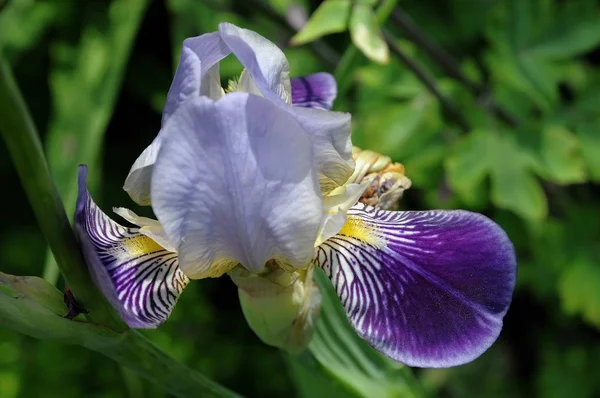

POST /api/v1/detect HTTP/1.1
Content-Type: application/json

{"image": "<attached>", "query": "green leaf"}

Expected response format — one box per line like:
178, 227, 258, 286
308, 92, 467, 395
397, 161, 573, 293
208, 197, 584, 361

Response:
0, 0, 59, 60
446, 131, 547, 220
290, 0, 351, 45
349, 5, 389, 64
576, 125, 600, 182
0, 271, 240, 397
486, 0, 600, 112
559, 259, 600, 328
0, 274, 67, 316
527, 125, 587, 184
489, 134, 547, 221
446, 131, 492, 206
42, 0, 149, 284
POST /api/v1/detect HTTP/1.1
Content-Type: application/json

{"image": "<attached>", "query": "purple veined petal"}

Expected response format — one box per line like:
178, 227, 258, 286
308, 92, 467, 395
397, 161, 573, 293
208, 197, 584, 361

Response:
291, 73, 337, 110
218, 23, 291, 105
75, 165, 189, 328
314, 204, 517, 368
151, 93, 322, 278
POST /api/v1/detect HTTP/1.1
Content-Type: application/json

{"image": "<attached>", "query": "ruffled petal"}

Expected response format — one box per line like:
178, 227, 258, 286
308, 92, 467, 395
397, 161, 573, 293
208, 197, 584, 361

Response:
75, 166, 189, 328
291, 73, 337, 110
124, 33, 230, 205
290, 107, 355, 194
218, 23, 291, 105
163, 32, 230, 124
151, 93, 322, 278
314, 204, 516, 367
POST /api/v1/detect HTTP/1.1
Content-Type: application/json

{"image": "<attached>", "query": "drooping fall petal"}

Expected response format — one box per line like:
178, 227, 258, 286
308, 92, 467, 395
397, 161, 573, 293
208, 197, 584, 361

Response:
314, 204, 516, 367
75, 166, 188, 328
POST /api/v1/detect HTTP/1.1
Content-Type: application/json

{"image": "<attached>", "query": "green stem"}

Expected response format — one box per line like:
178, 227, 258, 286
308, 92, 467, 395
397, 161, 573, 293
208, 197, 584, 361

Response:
0, 274, 241, 398
0, 58, 125, 331
334, 0, 399, 98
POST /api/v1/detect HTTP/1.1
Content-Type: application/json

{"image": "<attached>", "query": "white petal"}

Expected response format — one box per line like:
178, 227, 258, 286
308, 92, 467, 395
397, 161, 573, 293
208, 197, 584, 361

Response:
316, 182, 370, 246
122, 134, 164, 206
113, 207, 177, 253
151, 93, 323, 278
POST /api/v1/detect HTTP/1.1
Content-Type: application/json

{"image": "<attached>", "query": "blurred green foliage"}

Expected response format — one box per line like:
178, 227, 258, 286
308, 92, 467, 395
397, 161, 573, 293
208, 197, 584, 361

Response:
1, 0, 600, 397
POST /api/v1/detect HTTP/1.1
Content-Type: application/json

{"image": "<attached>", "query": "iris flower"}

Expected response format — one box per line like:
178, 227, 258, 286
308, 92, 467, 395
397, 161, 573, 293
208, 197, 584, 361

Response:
75, 23, 516, 368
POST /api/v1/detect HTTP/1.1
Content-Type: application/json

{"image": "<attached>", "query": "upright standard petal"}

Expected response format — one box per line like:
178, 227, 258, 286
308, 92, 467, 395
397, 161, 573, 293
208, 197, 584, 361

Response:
124, 33, 230, 205
163, 32, 230, 124
218, 23, 292, 105
291, 107, 355, 194
314, 204, 516, 367
75, 166, 189, 328
291, 73, 337, 110
151, 93, 322, 278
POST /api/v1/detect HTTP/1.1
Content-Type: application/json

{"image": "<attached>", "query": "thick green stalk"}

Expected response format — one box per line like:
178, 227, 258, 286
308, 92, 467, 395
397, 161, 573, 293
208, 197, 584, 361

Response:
0, 58, 125, 331
0, 273, 241, 398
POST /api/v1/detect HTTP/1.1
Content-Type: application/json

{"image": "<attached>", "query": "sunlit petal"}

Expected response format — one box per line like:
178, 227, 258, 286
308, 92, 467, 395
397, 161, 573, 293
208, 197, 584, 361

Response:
291, 73, 337, 110
151, 93, 322, 277
218, 23, 291, 105
123, 135, 163, 206
314, 204, 516, 367
163, 32, 230, 123
75, 166, 189, 328
124, 33, 230, 205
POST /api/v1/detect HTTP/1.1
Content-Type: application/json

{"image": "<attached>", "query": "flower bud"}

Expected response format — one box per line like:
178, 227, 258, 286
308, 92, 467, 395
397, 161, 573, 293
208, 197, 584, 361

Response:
229, 265, 321, 354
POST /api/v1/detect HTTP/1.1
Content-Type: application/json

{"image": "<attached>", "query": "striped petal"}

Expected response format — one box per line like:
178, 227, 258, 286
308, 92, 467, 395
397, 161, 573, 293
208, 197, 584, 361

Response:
75, 165, 189, 329
314, 204, 516, 367
291, 73, 337, 110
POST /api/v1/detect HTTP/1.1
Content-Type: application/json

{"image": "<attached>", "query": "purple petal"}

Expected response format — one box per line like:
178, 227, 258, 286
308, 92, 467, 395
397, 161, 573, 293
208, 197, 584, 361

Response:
75, 165, 189, 328
291, 73, 337, 110
314, 204, 516, 367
